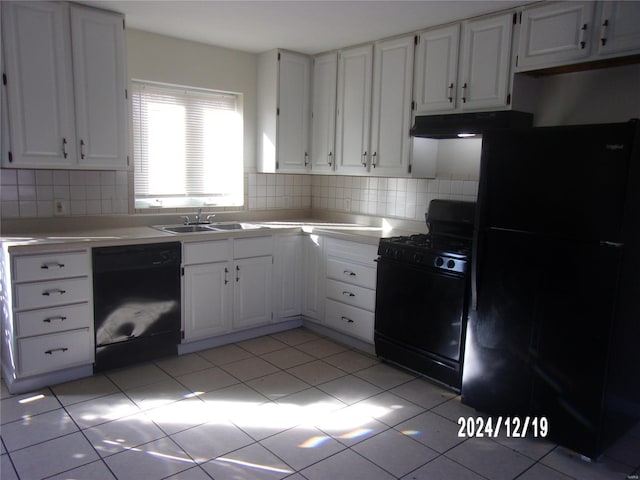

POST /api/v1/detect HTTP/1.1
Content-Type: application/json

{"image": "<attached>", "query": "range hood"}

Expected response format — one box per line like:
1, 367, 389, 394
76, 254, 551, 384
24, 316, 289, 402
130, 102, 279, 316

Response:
410, 111, 533, 139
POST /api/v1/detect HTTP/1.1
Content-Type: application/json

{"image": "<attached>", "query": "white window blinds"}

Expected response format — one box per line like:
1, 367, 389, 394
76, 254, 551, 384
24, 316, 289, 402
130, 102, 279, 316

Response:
131, 81, 243, 208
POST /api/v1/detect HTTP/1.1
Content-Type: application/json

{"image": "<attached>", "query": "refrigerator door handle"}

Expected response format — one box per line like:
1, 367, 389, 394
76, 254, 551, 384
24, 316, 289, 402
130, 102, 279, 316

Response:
471, 230, 480, 311
600, 241, 624, 248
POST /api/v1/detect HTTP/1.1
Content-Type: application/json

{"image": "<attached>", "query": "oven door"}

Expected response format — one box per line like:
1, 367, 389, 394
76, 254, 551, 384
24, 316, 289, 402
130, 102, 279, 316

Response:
374, 257, 467, 365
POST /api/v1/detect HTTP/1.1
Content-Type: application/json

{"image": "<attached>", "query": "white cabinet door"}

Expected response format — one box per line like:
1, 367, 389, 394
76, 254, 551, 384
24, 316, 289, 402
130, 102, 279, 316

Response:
70, 5, 127, 169
517, 2, 594, 71
273, 234, 302, 319
2, 1, 76, 168
233, 255, 273, 330
183, 261, 232, 341
277, 51, 311, 172
459, 13, 514, 111
310, 52, 337, 173
335, 44, 373, 174
596, 1, 640, 57
301, 234, 325, 322
414, 24, 460, 114
370, 35, 414, 177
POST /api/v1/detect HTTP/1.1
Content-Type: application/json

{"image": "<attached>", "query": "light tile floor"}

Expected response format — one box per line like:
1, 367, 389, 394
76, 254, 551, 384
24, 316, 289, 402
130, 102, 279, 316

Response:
2, 328, 639, 480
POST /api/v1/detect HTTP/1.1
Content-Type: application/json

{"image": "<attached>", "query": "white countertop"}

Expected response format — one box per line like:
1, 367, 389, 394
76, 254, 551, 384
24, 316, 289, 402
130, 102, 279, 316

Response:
0, 219, 418, 253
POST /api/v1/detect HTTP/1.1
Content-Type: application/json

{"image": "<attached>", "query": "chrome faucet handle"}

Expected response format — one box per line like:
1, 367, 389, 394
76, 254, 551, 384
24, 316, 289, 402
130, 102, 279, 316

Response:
206, 214, 215, 223
195, 208, 203, 223
181, 216, 190, 225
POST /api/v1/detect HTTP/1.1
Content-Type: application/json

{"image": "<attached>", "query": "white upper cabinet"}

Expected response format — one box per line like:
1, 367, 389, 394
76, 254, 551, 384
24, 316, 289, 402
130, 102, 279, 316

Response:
516, 1, 640, 72
414, 24, 460, 113
1, 2, 127, 169
335, 44, 373, 175
310, 52, 338, 173
516, 2, 595, 71
2, 2, 76, 168
335, 38, 414, 177
414, 12, 514, 115
459, 13, 514, 111
70, 5, 128, 169
369, 35, 414, 176
596, 1, 640, 57
257, 50, 311, 173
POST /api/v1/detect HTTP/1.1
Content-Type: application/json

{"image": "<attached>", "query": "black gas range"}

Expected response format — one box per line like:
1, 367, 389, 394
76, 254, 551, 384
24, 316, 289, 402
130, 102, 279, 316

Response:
374, 200, 476, 391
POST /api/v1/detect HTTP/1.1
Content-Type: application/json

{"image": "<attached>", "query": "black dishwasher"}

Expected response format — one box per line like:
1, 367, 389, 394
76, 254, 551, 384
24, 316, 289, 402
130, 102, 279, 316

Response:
93, 242, 181, 372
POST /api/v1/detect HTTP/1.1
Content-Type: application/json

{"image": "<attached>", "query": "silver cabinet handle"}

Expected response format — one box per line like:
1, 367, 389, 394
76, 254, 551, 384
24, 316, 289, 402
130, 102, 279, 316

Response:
341, 316, 354, 324
62, 138, 68, 159
342, 291, 355, 297
343, 270, 356, 276
43, 316, 67, 323
45, 347, 68, 355
304, 152, 309, 167
361, 151, 368, 167
42, 289, 66, 297
224, 267, 229, 285
236, 265, 240, 282
41, 262, 65, 270
448, 82, 454, 103
461, 83, 468, 103
328, 152, 333, 167
80, 139, 86, 159
579, 23, 588, 49
601, 19, 608, 46
372, 152, 377, 168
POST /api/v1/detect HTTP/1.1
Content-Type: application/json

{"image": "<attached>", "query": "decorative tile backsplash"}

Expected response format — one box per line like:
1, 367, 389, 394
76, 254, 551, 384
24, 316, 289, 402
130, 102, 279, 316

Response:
1, 169, 129, 218
1, 168, 478, 222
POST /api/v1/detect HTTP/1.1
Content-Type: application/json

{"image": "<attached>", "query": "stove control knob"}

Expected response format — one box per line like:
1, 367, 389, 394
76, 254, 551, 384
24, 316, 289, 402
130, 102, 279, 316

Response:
447, 259, 455, 269
435, 257, 444, 267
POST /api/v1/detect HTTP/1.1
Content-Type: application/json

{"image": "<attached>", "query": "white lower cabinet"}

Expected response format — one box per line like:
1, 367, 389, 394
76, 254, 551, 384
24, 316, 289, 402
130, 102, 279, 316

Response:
2, 249, 94, 390
233, 255, 273, 329
183, 260, 232, 340
182, 236, 274, 342
273, 234, 302, 320
323, 238, 378, 343
301, 234, 325, 321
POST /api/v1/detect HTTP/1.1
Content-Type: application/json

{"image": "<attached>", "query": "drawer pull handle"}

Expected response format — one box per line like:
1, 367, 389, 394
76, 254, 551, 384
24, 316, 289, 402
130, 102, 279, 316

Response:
341, 316, 354, 324
342, 291, 355, 297
41, 262, 65, 270
42, 289, 66, 297
43, 316, 67, 323
45, 347, 69, 355
343, 270, 356, 276
224, 267, 229, 285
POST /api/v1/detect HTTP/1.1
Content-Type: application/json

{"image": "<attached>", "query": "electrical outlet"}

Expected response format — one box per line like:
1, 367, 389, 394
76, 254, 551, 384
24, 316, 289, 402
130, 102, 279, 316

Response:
53, 199, 68, 216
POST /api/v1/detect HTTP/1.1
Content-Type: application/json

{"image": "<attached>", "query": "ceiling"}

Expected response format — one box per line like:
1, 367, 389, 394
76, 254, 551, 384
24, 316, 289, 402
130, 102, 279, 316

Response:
85, 1, 528, 55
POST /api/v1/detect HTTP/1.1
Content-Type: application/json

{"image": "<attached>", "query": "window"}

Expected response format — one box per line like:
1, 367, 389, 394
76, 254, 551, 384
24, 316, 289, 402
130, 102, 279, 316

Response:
131, 80, 243, 209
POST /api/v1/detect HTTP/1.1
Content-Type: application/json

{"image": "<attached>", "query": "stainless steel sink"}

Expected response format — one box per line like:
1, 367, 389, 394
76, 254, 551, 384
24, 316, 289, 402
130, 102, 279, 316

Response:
156, 224, 217, 234
154, 222, 263, 234
209, 222, 244, 231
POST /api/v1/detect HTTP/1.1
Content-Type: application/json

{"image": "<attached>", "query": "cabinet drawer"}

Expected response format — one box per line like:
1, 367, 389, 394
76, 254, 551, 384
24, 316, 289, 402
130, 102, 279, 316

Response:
326, 258, 376, 289
325, 238, 378, 265
326, 279, 375, 311
13, 251, 90, 282
18, 329, 93, 377
14, 277, 90, 310
234, 236, 273, 258
325, 299, 374, 343
16, 303, 92, 338
183, 239, 232, 265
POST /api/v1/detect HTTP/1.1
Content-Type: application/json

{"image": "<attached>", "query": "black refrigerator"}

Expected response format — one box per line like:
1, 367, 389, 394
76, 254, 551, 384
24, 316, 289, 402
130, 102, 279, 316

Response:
462, 120, 640, 459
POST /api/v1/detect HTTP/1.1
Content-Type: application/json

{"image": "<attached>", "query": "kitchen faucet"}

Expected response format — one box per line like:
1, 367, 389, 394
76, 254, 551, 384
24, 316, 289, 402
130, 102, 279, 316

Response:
182, 208, 213, 225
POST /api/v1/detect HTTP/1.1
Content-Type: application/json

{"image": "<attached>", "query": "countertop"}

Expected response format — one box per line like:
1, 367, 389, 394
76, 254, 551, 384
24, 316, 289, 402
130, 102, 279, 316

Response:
0, 219, 418, 254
